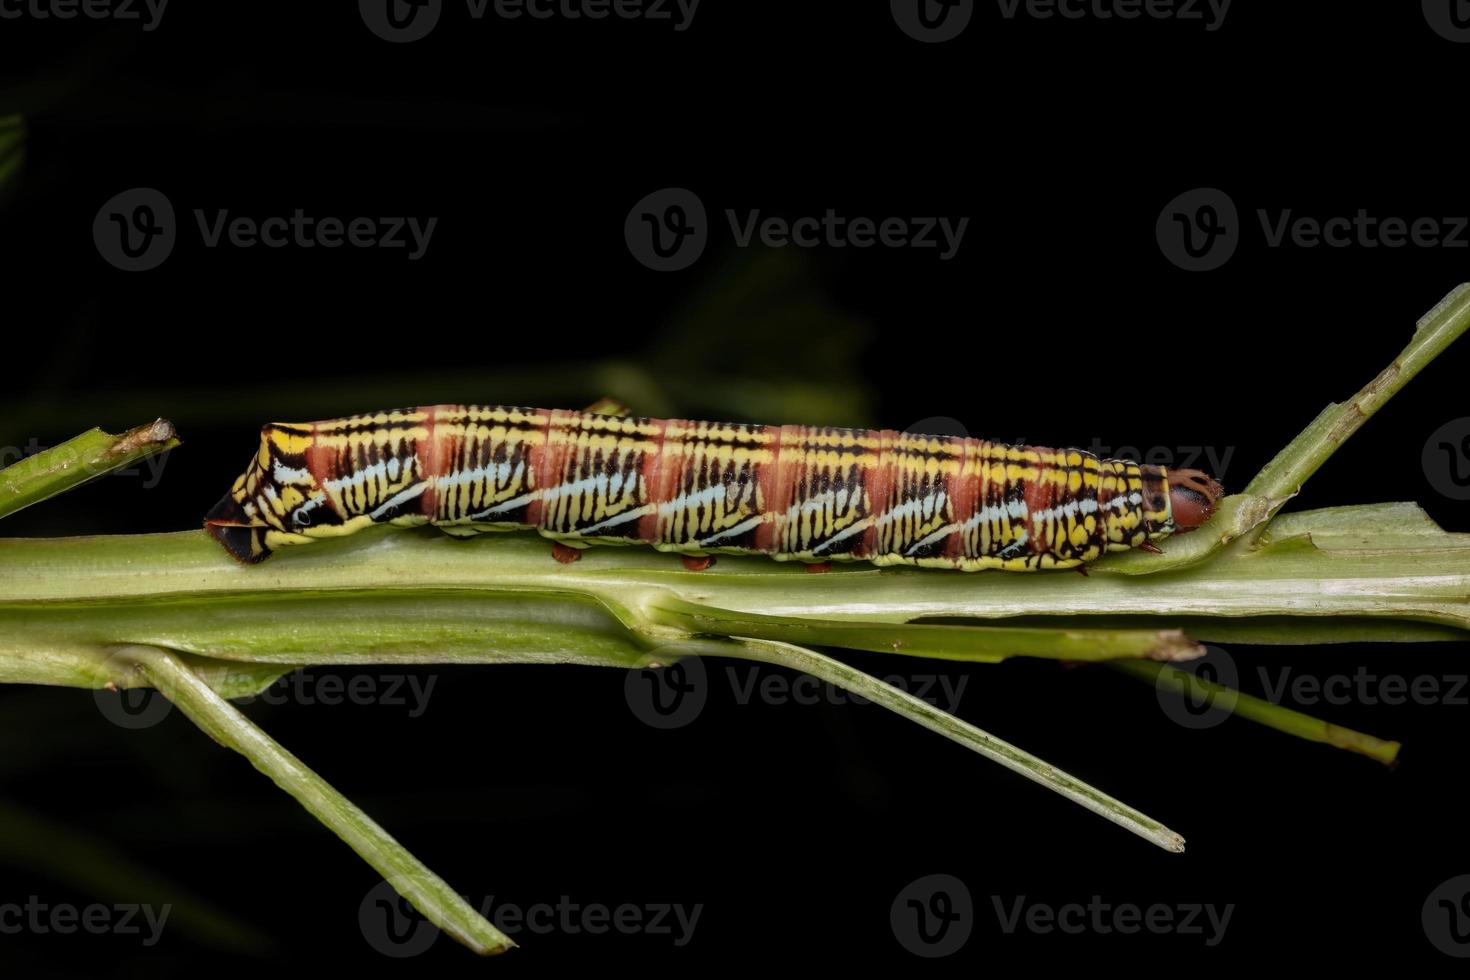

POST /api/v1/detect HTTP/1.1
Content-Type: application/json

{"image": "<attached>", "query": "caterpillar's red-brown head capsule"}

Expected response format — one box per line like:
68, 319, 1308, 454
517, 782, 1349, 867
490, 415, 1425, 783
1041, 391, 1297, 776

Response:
1166, 469, 1224, 531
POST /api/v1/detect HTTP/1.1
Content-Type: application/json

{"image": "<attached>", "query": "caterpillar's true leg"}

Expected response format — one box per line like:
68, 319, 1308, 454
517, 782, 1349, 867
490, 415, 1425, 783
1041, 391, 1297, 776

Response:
1138, 541, 1164, 555
552, 542, 584, 564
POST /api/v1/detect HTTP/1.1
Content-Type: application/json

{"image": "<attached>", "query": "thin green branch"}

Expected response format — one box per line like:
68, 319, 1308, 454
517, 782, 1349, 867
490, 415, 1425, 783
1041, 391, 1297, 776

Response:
2, 285, 1467, 953
4, 499, 1467, 646
1109, 658, 1402, 767
718, 638, 1185, 852
0, 418, 179, 521
1243, 282, 1470, 502
110, 644, 515, 956
1095, 283, 1470, 574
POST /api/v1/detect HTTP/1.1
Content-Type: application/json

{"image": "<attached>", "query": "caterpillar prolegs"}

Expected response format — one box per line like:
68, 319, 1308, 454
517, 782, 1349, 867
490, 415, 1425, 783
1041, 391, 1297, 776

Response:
204, 404, 1224, 570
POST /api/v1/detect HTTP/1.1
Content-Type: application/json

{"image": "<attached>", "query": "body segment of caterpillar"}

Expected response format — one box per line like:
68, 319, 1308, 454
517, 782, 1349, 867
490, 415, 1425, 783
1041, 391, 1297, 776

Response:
204, 404, 1224, 570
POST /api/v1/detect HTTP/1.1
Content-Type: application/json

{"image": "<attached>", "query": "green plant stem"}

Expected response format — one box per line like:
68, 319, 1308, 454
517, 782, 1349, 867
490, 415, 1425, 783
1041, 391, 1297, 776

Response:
0, 418, 179, 520
721, 638, 1186, 852
1244, 282, 1470, 502
1107, 659, 1402, 767
3, 499, 1467, 649
1096, 283, 1470, 574
110, 644, 515, 956
4, 285, 1468, 952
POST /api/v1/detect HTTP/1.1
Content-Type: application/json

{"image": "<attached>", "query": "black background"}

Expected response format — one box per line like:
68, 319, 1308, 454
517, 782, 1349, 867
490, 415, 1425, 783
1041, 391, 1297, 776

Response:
3, 1, 1470, 973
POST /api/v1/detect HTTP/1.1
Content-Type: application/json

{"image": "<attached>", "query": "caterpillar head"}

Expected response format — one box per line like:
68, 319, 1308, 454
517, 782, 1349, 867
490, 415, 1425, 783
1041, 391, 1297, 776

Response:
204, 424, 343, 562
1134, 464, 1223, 540
1163, 468, 1223, 531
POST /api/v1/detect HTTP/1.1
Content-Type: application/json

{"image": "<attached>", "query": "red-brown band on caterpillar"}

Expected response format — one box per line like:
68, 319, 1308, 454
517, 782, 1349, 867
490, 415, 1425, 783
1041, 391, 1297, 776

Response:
204, 405, 1223, 570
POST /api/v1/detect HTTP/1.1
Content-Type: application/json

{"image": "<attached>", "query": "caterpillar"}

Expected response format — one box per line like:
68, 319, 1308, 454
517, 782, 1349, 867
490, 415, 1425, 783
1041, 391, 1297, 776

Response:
204, 404, 1223, 571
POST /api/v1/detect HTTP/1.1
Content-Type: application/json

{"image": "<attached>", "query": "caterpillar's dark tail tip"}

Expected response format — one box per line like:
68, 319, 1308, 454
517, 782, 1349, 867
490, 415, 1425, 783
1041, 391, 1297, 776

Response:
204, 495, 271, 563
1167, 469, 1224, 530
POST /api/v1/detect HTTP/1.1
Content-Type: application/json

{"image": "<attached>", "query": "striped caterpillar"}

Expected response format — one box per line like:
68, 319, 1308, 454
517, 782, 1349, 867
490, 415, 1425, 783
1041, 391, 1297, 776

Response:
204, 404, 1223, 571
